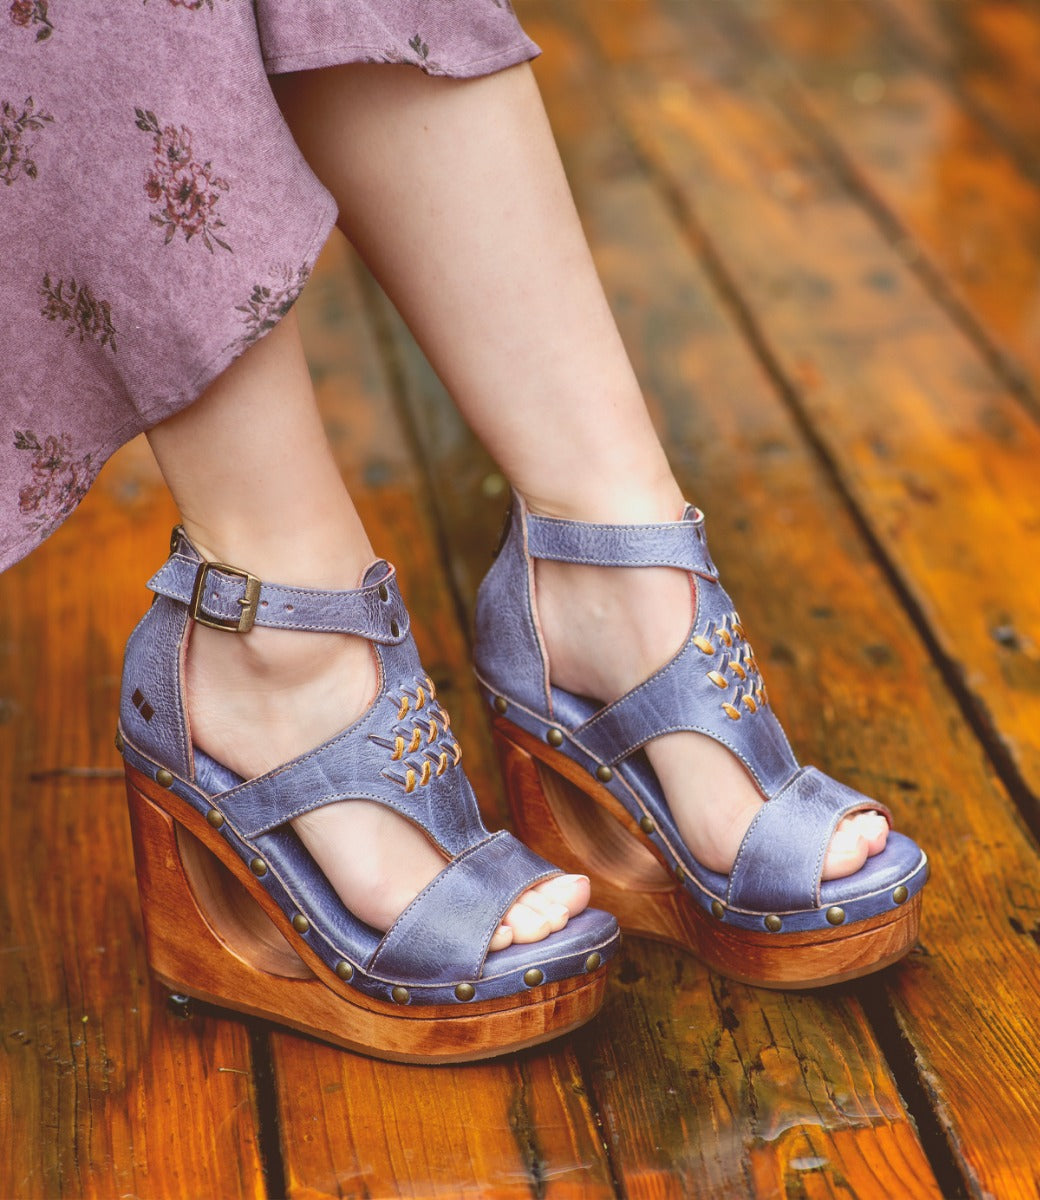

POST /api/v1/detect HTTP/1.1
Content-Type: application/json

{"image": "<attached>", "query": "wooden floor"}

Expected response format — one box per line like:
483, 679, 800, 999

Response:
4, 0, 1040, 1195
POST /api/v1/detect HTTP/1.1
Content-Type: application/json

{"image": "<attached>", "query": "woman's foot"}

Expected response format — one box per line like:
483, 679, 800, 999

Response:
533, 545, 889, 882
186, 614, 589, 954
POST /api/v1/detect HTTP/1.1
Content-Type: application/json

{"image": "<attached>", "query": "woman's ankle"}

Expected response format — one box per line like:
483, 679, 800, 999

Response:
518, 471, 686, 526
186, 623, 378, 779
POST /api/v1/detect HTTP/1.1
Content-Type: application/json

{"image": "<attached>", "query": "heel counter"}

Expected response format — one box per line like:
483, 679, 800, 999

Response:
473, 501, 549, 713
120, 596, 192, 778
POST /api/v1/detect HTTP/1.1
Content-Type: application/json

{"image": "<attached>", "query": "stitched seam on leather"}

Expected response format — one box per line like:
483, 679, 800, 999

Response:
370, 832, 558, 975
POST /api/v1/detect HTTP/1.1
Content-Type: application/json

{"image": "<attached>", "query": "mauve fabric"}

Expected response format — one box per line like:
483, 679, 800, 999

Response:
0, 0, 538, 573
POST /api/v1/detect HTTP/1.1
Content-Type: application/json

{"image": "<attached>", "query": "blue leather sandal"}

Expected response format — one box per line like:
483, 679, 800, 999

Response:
117, 528, 619, 1063
474, 496, 927, 989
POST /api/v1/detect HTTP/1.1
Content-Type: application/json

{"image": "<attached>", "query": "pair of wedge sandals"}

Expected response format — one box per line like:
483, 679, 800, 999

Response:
117, 498, 927, 1064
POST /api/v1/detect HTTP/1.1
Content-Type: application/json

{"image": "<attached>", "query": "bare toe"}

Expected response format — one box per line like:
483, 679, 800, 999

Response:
517, 888, 569, 932
822, 825, 869, 881
488, 923, 514, 953
503, 899, 553, 943
855, 811, 890, 856
532, 873, 590, 919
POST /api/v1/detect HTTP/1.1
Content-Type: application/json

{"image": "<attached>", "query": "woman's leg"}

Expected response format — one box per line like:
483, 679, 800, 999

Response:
272, 62, 887, 877
146, 308, 589, 949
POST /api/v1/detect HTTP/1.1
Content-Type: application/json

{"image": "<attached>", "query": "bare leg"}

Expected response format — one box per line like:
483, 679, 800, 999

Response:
272, 62, 887, 878
147, 309, 589, 949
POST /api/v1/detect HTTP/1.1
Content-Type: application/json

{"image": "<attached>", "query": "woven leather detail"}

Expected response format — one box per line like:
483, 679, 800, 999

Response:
370, 675, 462, 794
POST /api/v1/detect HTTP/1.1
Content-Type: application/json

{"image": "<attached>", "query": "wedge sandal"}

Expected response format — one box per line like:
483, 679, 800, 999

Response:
474, 495, 927, 989
117, 528, 619, 1063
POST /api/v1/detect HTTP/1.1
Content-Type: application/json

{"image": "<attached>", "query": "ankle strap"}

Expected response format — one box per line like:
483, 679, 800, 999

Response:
525, 506, 719, 579
147, 553, 411, 642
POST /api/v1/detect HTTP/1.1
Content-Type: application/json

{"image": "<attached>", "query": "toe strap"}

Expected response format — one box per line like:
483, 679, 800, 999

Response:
368, 832, 559, 984
727, 767, 891, 912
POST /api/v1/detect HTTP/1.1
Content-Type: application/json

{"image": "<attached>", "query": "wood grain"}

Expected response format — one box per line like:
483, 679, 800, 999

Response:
267, 232, 615, 1197
0, 442, 266, 1198
366, 7, 944, 1194
566, 0, 1040, 1193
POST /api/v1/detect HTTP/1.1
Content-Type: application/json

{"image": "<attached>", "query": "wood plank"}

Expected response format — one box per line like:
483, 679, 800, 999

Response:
0, 441, 267, 1198
367, 8, 943, 1195
270, 231, 615, 1199
872, 0, 1040, 171
569, 1, 1040, 1193
727, 0, 1040, 407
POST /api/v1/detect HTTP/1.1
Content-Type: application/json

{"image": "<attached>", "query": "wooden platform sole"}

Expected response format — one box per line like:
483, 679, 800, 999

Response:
493, 720, 921, 989
124, 765, 608, 1064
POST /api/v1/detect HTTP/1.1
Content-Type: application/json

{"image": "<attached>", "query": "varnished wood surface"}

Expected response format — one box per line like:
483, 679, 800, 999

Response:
2, 1, 1039, 1195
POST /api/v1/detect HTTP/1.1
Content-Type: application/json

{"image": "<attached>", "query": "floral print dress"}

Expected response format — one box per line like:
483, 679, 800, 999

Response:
0, 0, 538, 572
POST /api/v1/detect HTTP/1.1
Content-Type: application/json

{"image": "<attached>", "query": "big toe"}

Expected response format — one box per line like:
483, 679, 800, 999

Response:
821, 825, 870, 881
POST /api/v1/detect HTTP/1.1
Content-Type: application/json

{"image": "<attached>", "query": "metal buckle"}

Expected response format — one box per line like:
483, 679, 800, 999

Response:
189, 561, 261, 633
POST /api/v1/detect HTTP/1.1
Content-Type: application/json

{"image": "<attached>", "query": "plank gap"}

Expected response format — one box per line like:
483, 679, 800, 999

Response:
578, 4, 1040, 865
857, 985, 971, 1200
711, 0, 1040, 426
249, 1028, 289, 1200
865, 0, 1040, 191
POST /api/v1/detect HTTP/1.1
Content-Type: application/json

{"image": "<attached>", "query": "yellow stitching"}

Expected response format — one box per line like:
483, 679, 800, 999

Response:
398, 696, 410, 719
405, 768, 417, 793
707, 670, 728, 689
731, 662, 747, 680
415, 686, 426, 709
419, 760, 432, 786
391, 736, 405, 761
742, 695, 758, 712
425, 675, 436, 698
722, 703, 741, 720
451, 742, 462, 765
718, 629, 733, 647
436, 752, 448, 776
693, 635, 714, 655
427, 719, 438, 744
408, 727, 422, 753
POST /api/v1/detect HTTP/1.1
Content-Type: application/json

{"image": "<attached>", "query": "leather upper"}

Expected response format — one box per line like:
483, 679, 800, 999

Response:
474, 493, 928, 930
119, 530, 620, 1004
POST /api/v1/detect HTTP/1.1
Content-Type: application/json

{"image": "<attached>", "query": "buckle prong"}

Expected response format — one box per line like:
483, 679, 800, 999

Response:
189, 562, 261, 633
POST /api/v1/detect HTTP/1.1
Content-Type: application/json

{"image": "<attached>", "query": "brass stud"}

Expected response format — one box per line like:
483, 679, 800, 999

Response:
391, 986, 410, 1005
455, 982, 475, 1002
493, 696, 508, 714
523, 967, 544, 987
893, 885, 909, 906
155, 768, 174, 788
378, 583, 389, 602
335, 960, 354, 981
722, 703, 742, 721
114, 730, 125, 753
595, 765, 613, 783
693, 635, 715, 655
826, 906, 846, 926
585, 952, 602, 973
764, 914, 783, 933
292, 914, 310, 934
249, 857, 268, 877
206, 808, 225, 829
639, 815, 655, 835
390, 619, 401, 638
710, 900, 725, 920
707, 670, 728, 689
546, 728, 564, 748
